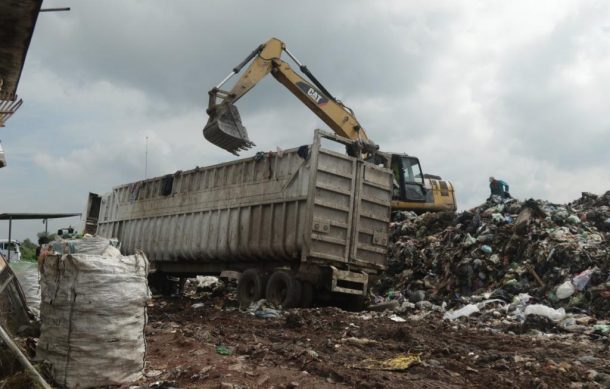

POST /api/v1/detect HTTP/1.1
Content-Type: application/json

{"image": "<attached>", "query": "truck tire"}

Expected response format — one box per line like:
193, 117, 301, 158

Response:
300, 281, 314, 308
147, 272, 172, 296
344, 294, 367, 312
265, 270, 301, 308
238, 268, 266, 309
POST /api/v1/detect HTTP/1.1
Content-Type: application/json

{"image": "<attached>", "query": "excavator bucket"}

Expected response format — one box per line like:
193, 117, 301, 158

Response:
203, 103, 255, 155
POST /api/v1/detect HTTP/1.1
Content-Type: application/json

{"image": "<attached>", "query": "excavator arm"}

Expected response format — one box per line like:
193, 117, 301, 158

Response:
203, 37, 457, 213
204, 37, 378, 156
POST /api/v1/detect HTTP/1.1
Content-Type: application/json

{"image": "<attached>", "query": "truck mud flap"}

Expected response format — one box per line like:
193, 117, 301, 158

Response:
330, 266, 368, 296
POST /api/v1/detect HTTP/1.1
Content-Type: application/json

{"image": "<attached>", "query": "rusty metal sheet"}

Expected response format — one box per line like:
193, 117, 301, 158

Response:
0, 0, 42, 101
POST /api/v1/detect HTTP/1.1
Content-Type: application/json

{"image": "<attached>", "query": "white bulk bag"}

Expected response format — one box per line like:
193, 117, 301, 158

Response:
37, 247, 149, 388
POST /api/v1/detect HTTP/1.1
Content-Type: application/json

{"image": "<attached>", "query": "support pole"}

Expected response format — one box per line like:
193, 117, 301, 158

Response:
0, 323, 52, 389
7, 217, 12, 262
40, 7, 71, 12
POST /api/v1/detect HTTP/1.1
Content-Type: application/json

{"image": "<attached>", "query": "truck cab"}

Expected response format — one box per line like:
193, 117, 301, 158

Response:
0, 143, 6, 168
0, 239, 21, 261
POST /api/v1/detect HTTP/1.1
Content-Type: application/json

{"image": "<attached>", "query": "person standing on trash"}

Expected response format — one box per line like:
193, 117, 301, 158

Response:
489, 176, 511, 199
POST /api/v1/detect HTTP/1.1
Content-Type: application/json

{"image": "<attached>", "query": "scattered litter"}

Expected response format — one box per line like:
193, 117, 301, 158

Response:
368, 301, 399, 312
350, 353, 421, 371
593, 324, 610, 334
480, 245, 493, 254
245, 299, 282, 318
305, 349, 319, 359
556, 281, 575, 300
524, 304, 566, 322
144, 370, 164, 378
443, 304, 479, 320
195, 276, 222, 291
389, 314, 406, 322
148, 381, 179, 389
342, 337, 378, 346
573, 268, 595, 291
215, 345, 233, 356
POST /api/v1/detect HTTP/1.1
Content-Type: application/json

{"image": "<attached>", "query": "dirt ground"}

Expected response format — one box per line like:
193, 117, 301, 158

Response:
139, 295, 610, 389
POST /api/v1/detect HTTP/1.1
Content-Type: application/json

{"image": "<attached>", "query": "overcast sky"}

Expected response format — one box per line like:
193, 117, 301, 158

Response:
2, 0, 610, 242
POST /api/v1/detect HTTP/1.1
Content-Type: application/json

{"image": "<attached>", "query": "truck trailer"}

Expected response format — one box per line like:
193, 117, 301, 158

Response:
85, 130, 392, 308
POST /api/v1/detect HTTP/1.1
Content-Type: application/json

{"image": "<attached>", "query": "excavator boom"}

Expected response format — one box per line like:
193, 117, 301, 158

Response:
204, 38, 377, 156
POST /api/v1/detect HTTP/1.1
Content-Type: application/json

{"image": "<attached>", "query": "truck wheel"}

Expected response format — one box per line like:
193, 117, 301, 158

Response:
147, 272, 172, 296
343, 294, 367, 312
265, 270, 301, 308
238, 268, 266, 309
300, 281, 314, 308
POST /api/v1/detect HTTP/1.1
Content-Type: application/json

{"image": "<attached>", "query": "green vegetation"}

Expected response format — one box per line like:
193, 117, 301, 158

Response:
36, 232, 57, 242
19, 232, 58, 262
19, 239, 37, 261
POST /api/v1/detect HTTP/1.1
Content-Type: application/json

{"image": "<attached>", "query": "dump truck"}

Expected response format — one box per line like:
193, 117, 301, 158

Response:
85, 130, 392, 308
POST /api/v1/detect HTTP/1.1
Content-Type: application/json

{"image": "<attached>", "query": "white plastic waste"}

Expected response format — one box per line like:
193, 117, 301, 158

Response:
556, 280, 575, 299
389, 314, 406, 322
443, 304, 479, 320
195, 275, 221, 290
462, 233, 477, 247
512, 293, 532, 306
491, 213, 504, 223
524, 304, 566, 322
510, 294, 533, 320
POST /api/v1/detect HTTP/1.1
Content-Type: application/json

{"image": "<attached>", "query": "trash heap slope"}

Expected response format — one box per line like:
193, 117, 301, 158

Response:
375, 192, 610, 318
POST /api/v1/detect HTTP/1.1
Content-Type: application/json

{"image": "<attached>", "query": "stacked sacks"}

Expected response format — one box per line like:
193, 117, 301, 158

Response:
376, 192, 610, 318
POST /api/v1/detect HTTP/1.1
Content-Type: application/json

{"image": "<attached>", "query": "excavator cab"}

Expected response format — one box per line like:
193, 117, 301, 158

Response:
391, 154, 456, 213
391, 155, 428, 203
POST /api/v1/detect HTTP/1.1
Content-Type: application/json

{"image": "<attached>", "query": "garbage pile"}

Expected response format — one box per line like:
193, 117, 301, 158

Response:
374, 191, 610, 319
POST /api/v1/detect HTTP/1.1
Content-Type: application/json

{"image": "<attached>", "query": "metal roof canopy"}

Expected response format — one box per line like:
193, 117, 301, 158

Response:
1, 212, 81, 262
0, 0, 42, 101
0, 213, 80, 220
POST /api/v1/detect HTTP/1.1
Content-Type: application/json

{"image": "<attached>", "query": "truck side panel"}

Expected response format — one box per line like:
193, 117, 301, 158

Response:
307, 148, 358, 266
97, 149, 310, 264
93, 133, 392, 276
350, 162, 392, 270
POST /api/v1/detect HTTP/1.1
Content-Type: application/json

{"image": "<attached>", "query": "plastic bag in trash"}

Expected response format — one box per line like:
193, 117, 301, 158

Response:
443, 304, 479, 320
572, 268, 595, 291
462, 234, 476, 247
556, 280, 575, 300
524, 304, 566, 322
389, 314, 406, 322
480, 245, 493, 254
245, 299, 282, 318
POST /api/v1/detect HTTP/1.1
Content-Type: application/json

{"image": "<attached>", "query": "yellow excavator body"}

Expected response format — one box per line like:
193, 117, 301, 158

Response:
204, 37, 457, 214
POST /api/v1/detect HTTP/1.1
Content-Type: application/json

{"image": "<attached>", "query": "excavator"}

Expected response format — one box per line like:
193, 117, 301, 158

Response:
203, 38, 456, 213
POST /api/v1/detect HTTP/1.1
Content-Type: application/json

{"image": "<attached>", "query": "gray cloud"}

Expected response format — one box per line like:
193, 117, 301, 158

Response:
493, 3, 610, 168
2, 0, 610, 241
